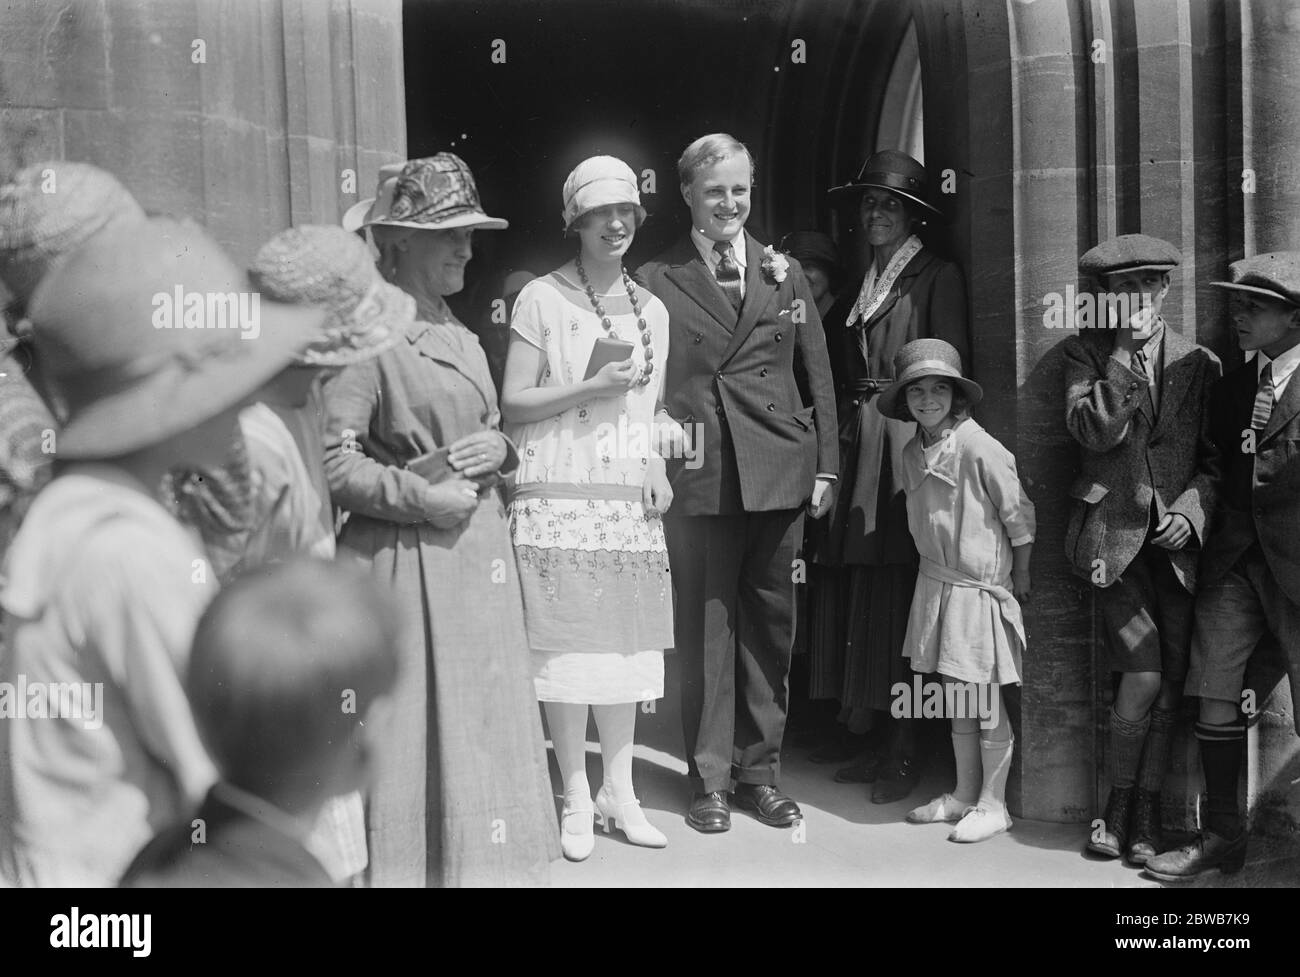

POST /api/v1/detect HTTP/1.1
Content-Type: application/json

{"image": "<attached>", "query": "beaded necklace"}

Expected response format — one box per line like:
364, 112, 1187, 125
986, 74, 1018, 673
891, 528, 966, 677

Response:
575, 252, 654, 387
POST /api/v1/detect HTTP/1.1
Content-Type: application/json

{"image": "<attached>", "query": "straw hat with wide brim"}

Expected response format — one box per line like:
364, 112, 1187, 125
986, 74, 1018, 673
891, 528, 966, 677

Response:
342, 154, 508, 233
875, 338, 983, 422
0, 160, 146, 306
828, 150, 943, 217
250, 224, 411, 367
29, 217, 327, 460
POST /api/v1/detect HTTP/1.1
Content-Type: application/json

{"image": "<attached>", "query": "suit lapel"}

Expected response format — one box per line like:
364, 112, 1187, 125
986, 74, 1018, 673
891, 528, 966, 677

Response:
719, 232, 777, 366
1260, 357, 1300, 445
1150, 329, 1193, 438
663, 237, 737, 333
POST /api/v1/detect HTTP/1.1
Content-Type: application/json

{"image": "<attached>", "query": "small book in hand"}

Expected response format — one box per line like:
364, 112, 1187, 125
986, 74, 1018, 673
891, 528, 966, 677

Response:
406, 446, 453, 484
583, 336, 636, 381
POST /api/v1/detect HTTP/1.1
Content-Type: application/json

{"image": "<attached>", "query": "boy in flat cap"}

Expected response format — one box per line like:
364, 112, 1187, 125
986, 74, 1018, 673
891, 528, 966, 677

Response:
1063, 233, 1221, 865
1146, 252, 1300, 881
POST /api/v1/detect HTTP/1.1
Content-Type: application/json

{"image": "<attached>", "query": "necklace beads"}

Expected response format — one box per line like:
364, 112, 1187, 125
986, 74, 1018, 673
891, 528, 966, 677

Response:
575, 253, 654, 387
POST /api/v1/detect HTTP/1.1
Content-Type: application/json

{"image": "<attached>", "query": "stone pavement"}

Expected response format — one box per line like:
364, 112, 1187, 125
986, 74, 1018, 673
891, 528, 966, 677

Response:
544, 656, 1298, 888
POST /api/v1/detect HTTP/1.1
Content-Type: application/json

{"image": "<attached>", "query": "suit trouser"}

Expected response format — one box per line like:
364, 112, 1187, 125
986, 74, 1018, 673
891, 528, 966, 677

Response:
665, 508, 803, 793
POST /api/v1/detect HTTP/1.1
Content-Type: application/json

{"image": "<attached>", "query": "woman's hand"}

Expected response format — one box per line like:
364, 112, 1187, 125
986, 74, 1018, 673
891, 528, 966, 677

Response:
448, 430, 508, 479
586, 358, 639, 399
423, 478, 480, 529
1012, 566, 1032, 603
643, 457, 674, 517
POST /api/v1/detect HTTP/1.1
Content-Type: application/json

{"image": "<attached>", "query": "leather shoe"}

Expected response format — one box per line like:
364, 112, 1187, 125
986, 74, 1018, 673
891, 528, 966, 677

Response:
686, 791, 731, 833
871, 756, 920, 804
834, 753, 883, 784
1143, 831, 1247, 883
731, 783, 802, 827
1126, 789, 1162, 865
1086, 785, 1133, 859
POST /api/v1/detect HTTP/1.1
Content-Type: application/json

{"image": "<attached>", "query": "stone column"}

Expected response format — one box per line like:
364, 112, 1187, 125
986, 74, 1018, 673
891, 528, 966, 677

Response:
0, 0, 406, 265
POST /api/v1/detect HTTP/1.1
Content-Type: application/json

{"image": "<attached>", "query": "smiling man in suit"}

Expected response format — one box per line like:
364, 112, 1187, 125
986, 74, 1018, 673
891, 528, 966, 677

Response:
636, 133, 839, 832
1145, 253, 1300, 882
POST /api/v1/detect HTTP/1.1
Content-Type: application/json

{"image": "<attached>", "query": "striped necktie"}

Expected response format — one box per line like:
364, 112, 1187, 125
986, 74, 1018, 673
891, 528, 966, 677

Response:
713, 240, 743, 311
1252, 362, 1275, 430
1131, 346, 1158, 418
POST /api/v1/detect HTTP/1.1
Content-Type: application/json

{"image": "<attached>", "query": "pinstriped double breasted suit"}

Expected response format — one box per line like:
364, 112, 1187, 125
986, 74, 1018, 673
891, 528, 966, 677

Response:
637, 230, 838, 793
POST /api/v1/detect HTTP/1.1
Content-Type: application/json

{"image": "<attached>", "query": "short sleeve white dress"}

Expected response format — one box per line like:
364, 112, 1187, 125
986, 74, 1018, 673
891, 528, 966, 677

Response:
506, 270, 673, 704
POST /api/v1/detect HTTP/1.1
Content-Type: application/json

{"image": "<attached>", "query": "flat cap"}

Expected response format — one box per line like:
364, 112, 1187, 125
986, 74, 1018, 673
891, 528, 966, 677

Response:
1079, 234, 1181, 278
1209, 252, 1300, 308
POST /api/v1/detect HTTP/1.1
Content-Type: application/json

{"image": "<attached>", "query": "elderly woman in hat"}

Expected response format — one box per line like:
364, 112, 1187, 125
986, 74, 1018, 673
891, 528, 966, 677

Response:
500, 156, 674, 862
0, 217, 325, 887
0, 162, 144, 563
806, 151, 971, 802
324, 154, 557, 887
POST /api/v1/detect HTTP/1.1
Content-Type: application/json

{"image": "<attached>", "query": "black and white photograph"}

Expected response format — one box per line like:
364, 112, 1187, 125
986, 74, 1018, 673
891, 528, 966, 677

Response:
0, 0, 1295, 934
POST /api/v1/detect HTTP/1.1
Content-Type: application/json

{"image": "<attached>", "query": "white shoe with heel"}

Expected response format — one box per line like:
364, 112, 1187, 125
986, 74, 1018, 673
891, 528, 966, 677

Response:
595, 786, 667, 849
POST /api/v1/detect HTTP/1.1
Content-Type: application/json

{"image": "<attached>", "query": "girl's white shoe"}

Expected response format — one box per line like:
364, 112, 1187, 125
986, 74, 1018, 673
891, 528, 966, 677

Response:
595, 786, 667, 849
906, 793, 976, 824
948, 804, 1012, 843
559, 801, 595, 861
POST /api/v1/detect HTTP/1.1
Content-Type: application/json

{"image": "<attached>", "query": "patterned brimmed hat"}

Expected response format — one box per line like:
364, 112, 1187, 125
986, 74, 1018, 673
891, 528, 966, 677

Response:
875, 338, 983, 422
1209, 252, 1300, 308
828, 150, 942, 216
1079, 234, 1181, 278
29, 217, 326, 460
561, 156, 645, 230
341, 154, 507, 233
250, 225, 410, 367
0, 161, 146, 305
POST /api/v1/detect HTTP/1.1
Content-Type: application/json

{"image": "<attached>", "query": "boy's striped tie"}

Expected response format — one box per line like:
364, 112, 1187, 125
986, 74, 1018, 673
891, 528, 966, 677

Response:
1251, 362, 1274, 430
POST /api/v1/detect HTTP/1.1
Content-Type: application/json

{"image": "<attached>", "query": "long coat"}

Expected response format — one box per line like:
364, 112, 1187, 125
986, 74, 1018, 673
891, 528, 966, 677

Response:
815, 247, 969, 566
1063, 326, 1221, 591
320, 314, 556, 887
636, 232, 839, 514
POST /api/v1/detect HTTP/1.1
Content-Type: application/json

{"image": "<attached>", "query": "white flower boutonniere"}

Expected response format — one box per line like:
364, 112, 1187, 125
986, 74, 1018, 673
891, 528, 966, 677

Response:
761, 245, 789, 284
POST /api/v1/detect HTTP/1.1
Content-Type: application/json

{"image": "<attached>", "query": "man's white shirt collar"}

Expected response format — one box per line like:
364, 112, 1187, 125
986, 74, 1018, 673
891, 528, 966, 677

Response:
691, 227, 748, 271
1257, 341, 1300, 397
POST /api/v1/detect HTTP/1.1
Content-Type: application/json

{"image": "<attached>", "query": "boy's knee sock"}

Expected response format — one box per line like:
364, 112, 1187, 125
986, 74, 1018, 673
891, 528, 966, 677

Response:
977, 735, 1013, 810
1136, 706, 1177, 793
1195, 719, 1245, 838
1110, 707, 1149, 789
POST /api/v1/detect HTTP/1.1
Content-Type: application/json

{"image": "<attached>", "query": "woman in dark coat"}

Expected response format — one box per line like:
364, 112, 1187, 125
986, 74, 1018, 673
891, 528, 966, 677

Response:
806, 151, 971, 803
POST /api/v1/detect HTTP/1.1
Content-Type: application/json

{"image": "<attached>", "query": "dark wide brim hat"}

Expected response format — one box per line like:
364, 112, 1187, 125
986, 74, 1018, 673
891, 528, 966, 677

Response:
30, 217, 327, 460
875, 337, 983, 422
1209, 251, 1300, 308
342, 154, 508, 233
828, 149, 942, 216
